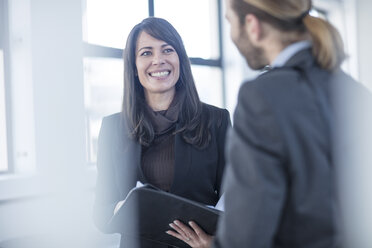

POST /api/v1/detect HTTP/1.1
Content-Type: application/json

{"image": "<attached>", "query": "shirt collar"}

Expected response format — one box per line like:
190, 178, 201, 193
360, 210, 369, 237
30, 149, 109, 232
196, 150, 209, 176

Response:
271, 40, 312, 68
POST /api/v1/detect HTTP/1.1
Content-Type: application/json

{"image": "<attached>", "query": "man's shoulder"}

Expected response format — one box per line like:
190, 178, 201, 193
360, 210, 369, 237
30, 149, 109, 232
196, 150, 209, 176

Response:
242, 68, 299, 90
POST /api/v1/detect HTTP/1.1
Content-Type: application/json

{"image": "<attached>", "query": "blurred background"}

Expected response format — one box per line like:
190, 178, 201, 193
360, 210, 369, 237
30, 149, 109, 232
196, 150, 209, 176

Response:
0, 0, 371, 247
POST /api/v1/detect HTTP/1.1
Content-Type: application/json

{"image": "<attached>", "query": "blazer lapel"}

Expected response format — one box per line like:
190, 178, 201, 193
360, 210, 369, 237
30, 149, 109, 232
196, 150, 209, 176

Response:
113, 126, 142, 197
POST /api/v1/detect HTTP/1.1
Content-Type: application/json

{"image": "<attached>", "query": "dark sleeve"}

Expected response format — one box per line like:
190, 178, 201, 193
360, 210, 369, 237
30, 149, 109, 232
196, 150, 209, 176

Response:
93, 117, 120, 233
215, 109, 231, 196
213, 82, 287, 247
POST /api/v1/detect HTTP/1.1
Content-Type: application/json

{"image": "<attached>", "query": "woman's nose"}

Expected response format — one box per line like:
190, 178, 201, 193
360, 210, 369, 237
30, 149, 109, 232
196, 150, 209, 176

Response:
152, 53, 165, 65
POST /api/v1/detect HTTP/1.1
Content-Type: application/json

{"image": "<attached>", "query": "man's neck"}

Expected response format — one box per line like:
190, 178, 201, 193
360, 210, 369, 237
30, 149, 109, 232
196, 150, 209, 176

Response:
270, 40, 312, 68
265, 43, 284, 65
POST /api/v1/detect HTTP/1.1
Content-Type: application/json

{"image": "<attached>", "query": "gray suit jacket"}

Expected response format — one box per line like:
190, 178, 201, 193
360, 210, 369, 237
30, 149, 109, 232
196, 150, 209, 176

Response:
213, 49, 369, 247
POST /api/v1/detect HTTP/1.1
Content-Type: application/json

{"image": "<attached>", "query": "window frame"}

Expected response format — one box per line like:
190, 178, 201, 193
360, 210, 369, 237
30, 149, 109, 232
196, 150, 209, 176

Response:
0, 0, 14, 174
83, 0, 226, 104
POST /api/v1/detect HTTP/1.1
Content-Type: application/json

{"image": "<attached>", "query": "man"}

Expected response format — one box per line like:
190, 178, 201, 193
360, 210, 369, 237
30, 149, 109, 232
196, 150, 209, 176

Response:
212, 0, 372, 247
167, 0, 372, 247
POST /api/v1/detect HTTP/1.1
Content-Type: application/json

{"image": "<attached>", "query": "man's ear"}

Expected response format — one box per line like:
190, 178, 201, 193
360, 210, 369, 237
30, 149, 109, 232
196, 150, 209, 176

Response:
244, 14, 263, 44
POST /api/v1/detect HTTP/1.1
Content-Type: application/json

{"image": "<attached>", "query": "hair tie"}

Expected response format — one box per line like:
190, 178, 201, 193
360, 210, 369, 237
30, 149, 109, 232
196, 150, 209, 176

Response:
299, 9, 310, 20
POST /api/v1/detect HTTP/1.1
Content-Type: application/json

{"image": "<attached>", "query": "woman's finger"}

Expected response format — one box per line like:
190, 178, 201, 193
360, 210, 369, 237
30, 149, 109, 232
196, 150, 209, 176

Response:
189, 221, 206, 237
166, 230, 190, 243
174, 220, 196, 240
169, 223, 189, 240
189, 221, 214, 247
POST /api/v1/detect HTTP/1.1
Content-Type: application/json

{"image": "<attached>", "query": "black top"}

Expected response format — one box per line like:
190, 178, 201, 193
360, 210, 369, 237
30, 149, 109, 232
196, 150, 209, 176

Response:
141, 96, 180, 192
141, 125, 176, 192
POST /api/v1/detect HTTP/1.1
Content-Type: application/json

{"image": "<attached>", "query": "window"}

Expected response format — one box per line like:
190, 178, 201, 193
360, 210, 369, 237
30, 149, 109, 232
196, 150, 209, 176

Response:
154, 0, 220, 59
191, 65, 223, 107
83, 57, 123, 163
83, 0, 225, 163
83, 0, 148, 49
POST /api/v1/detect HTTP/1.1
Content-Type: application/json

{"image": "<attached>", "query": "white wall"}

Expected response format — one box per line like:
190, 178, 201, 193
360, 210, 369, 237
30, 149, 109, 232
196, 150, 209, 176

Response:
7, 0, 36, 173
0, 0, 119, 246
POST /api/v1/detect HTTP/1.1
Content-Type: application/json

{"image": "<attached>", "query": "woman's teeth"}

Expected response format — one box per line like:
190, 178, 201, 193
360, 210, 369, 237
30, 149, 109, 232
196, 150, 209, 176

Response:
150, 71, 170, 77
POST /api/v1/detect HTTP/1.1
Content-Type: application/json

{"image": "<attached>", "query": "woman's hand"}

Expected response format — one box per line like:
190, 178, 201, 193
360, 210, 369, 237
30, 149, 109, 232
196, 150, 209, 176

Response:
166, 220, 213, 248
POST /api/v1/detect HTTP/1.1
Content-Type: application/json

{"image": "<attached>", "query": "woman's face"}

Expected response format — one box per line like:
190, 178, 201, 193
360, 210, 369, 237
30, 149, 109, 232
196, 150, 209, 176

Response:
135, 31, 180, 98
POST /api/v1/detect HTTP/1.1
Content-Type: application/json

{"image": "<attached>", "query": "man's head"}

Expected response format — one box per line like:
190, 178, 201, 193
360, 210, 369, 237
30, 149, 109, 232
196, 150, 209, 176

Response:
224, 0, 346, 71
225, 0, 268, 70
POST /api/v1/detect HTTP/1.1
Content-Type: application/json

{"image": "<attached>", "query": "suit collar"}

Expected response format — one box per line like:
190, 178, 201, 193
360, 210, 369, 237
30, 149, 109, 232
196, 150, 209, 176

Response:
284, 47, 315, 69
271, 40, 312, 68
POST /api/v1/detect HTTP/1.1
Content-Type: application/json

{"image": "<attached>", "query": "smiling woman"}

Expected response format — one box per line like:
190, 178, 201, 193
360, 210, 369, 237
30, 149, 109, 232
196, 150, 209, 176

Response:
135, 31, 180, 110
93, 17, 231, 248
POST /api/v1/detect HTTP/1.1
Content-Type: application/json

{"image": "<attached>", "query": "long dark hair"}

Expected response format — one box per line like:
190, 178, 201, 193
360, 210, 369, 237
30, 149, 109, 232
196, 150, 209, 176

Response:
122, 17, 210, 148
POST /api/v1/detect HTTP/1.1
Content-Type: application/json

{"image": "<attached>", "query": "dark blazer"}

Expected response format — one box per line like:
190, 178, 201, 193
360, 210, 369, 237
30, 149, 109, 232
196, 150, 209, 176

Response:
213, 49, 368, 248
93, 103, 230, 247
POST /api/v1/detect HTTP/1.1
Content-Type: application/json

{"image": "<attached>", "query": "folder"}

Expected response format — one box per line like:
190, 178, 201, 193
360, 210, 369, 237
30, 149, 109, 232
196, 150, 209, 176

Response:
108, 184, 222, 248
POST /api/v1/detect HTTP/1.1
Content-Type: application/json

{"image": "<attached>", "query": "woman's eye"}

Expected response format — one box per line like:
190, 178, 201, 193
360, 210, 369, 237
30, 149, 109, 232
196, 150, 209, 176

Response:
141, 51, 151, 56
164, 48, 174, 53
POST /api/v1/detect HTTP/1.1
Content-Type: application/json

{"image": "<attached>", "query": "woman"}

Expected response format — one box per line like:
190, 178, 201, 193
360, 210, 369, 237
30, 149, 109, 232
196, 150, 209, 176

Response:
93, 17, 230, 248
